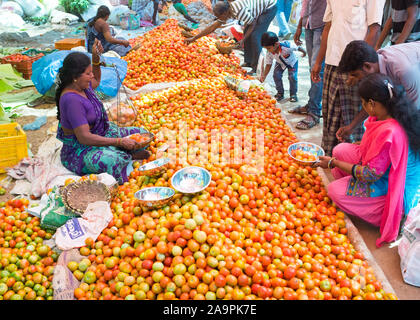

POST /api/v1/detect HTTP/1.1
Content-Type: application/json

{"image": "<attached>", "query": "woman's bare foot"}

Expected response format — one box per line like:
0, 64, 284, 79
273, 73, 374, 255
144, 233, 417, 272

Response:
132, 149, 151, 160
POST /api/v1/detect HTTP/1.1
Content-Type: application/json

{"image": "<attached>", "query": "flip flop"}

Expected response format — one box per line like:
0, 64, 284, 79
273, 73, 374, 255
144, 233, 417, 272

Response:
288, 105, 308, 115
295, 114, 320, 130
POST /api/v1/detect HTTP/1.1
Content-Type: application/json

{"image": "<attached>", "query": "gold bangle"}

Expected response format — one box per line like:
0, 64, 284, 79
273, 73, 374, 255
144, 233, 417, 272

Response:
92, 60, 101, 66
328, 157, 336, 169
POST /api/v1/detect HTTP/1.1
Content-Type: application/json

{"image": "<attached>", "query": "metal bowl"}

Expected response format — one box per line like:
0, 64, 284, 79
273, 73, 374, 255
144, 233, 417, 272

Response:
134, 187, 175, 209
288, 142, 325, 165
126, 132, 155, 149
137, 157, 170, 177
170, 166, 212, 194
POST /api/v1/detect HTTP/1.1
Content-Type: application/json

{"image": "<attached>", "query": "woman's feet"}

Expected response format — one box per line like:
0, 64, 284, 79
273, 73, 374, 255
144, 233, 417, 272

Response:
132, 149, 151, 160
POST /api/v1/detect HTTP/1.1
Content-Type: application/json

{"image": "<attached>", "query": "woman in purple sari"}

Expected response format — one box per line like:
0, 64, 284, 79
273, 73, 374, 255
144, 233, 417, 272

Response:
55, 39, 150, 184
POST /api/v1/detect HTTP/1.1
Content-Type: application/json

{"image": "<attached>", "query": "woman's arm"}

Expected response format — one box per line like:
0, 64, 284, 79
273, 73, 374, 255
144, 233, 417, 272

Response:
98, 20, 130, 47
91, 38, 102, 89
73, 124, 140, 150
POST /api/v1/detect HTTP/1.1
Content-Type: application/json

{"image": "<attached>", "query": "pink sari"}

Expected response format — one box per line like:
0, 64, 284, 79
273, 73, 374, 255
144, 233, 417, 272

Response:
358, 117, 409, 247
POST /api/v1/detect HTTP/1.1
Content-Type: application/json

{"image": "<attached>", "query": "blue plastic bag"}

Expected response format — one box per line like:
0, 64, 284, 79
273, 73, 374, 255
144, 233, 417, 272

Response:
31, 50, 128, 98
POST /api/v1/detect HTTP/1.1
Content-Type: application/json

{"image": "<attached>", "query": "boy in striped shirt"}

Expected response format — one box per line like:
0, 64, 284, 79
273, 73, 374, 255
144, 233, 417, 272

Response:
259, 31, 307, 102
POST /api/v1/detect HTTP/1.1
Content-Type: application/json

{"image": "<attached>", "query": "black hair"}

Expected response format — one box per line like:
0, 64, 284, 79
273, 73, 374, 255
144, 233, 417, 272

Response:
338, 40, 379, 73
213, 1, 230, 18
358, 73, 420, 155
261, 31, 278, 47
88, 5, 111, 27
55, 52, 92, 121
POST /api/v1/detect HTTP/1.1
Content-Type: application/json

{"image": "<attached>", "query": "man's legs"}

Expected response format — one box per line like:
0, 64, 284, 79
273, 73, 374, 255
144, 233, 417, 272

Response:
246, 2, 278, 72
306, 27, 324, 118
276, 0, 293, 37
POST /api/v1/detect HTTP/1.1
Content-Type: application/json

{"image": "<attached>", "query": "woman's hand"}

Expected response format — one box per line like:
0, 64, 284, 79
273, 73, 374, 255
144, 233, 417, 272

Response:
119, 137, 141, 150
313, 156, 332, 169
92, 38, 104, 61
121, 40, 130, 47
184, 37, 196, 45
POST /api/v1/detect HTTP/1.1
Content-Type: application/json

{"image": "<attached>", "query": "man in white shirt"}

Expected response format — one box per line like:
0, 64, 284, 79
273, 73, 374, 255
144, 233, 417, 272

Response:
311, 0, 386, 156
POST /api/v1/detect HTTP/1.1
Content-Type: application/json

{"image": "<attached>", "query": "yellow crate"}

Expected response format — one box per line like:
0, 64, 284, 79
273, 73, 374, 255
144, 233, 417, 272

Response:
0, 123, 28, 173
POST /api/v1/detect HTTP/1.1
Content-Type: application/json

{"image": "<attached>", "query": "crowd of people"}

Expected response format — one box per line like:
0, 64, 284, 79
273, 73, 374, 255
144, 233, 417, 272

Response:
57, 0, 419, 246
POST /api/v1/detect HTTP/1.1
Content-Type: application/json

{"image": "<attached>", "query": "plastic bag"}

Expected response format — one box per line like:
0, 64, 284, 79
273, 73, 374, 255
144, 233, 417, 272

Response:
0, 1, 24, 17
108, 5, 131, 25
40, 186, 80, 230
119, 12, 141, 30
0, 11, 25, 28
55, 201, 113, 251
398, 204, 420, 287
31, 50, 127, 97
14, 0, 46, 17
50, 9, 79, 24
53, 248, 83, 300
289, 0, 302, 26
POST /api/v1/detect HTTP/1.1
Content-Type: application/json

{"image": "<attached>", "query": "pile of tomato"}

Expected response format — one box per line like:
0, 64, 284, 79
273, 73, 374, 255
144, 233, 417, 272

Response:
123, 19, 246, 90
65, 74, 397, 300
0, 199, 56, 300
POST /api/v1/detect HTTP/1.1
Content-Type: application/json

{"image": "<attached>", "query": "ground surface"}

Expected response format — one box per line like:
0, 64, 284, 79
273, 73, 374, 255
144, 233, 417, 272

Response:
0, 18, 419, 299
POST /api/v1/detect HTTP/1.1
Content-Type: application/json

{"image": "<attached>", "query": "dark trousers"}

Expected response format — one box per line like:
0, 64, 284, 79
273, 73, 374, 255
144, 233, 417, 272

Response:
243, 2, 279, 71
273, 61, 298, 97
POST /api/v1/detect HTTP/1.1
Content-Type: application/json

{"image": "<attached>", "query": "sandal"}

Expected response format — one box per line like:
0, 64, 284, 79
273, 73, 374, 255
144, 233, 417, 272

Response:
290, 95, 298, 102
288, 104, 308, 115
295, 114, 320, 130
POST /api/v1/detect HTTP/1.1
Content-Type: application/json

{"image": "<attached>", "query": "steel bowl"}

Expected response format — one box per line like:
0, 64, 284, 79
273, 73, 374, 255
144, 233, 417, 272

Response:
137, 157, 170, 177
134, 187, 175, 209
170, 166, 212, 194
288, 142, 325, 165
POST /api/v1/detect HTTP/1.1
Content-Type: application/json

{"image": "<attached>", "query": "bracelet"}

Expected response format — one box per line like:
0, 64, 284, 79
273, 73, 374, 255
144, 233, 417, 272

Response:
92, 60, 101, 66
327, 157, 336, 169
117, 138, 121, 147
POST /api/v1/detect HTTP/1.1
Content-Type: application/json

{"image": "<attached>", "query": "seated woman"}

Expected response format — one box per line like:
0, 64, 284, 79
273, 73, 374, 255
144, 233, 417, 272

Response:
315, 73, 420, 247
86, 5, 137, 57
55, 40, 151, 185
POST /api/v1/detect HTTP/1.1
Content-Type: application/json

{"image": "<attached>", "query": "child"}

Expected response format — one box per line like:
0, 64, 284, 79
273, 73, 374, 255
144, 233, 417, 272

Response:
260, 31, 306, 102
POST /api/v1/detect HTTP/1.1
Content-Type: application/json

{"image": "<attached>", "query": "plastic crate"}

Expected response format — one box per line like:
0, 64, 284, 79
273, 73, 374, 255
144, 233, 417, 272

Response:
55, 38, 85, 50
0, 53, 44, 80
0, 123, 28, 173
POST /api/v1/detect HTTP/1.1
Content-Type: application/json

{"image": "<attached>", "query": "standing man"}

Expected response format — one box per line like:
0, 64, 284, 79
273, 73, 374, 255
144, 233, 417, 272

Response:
276, 0, 294, 39
375, 0, 420, 49
311, 0, 385, 156
290, 0, 327, 130
185, 0, 279, 75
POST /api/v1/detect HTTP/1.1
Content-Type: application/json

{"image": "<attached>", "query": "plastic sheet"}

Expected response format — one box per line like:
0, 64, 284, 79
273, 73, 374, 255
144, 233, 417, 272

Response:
31, 50, 128, 97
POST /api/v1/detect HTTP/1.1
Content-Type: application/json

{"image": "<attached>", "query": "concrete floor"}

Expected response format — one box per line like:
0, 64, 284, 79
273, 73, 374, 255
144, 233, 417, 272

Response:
260, 37, 420, 300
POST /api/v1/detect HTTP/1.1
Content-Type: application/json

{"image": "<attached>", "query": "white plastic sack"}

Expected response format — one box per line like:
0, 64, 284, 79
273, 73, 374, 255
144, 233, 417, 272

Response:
1, 1, 24, 17
81, 5, 100, 22
289, 0, 302, 26
108, 5, 130, 25
89, 0, 113, 7
50, 9, 79, 24
42, 0, 59, 15
0, 11, 25, 28
398, 204, 420, 287
55, 201, 113, 251
14, 0, 45, 17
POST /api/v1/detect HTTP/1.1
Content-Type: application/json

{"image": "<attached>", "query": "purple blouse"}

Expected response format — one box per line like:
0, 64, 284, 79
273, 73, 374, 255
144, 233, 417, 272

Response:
59, 90, 98, 130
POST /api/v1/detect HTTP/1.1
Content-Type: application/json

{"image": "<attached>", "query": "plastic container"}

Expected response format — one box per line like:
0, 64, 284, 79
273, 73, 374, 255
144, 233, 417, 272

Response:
0, 123, 28, 173
0, 53, 44, 80
55, 38, 85, 50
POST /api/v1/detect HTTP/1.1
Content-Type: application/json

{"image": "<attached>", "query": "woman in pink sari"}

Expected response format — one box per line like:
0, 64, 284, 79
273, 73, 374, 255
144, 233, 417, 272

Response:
315, 73, 420, 247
